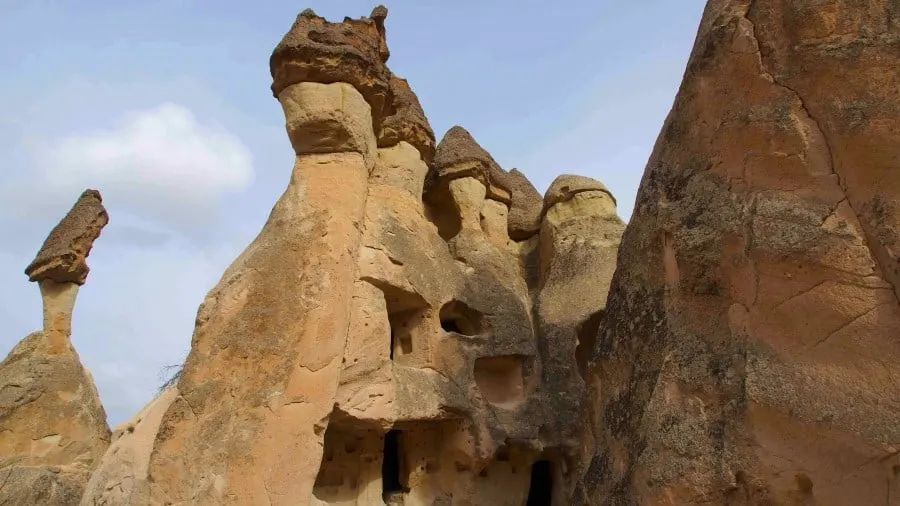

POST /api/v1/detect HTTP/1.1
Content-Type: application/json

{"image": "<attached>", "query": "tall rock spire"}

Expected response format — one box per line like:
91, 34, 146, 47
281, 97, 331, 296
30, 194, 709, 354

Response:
0, 189, 111, 505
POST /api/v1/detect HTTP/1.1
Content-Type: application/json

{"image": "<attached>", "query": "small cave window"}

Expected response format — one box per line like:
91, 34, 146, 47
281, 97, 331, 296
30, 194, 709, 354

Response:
575, 311, 604, 380
388, 311, 415, 360
526, 460, 554, 506
439, 300, 483, 336
379, 284, 428, 361
382, 430, 406, 501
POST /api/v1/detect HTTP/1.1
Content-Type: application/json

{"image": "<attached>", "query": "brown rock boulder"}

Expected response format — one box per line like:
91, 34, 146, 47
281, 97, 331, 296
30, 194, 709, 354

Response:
378, 75, 436, 164
427, 125, 513, 204
505, 169, 543, 241
578, 1, 900, 504
24, 189, 109, 286
270, 6, 394, 128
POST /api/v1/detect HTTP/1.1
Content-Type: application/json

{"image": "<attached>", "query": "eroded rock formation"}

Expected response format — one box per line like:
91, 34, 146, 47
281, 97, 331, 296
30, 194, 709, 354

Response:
578, 1, 900, 504
9, 2, 895, 505
0, 190, 111, 505
78, 6, 626, 506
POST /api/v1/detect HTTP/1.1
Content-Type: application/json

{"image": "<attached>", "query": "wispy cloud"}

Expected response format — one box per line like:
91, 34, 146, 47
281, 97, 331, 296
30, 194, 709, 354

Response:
21, 103, 255, 230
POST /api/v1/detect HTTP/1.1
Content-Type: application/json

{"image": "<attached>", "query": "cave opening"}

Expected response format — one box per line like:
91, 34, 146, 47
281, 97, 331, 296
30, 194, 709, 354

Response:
526, 460, 553, 506
379, 284, 427, 361
439, 300, 483, 336
382, 430, 405, 501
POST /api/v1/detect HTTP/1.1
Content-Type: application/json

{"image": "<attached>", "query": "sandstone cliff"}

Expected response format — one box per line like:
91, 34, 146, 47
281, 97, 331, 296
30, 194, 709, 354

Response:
577, 0, 900, 504
0, 190, 111, 505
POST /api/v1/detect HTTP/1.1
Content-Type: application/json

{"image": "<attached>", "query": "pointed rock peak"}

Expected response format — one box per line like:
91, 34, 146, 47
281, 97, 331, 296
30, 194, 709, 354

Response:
544, 174, 616, 211
378, 75, 436, 162
25, 189, 109, 286
428, 126, 513, 203
270, 6, 393, 123
434, 126, 499, 172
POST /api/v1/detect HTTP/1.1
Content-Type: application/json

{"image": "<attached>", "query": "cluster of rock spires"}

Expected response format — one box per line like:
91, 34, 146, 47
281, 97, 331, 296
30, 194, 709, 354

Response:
1, 1, 898, 504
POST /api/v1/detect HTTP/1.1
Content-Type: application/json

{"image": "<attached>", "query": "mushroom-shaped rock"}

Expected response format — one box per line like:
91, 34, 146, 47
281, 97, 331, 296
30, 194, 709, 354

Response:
24, 189, 108, 286
378, 75, 436, 163
270, 6, 394, 127
428, 125, 512, 203
0, 190, 111, 506
505, 169, 543, 240
543, 174, 616, 214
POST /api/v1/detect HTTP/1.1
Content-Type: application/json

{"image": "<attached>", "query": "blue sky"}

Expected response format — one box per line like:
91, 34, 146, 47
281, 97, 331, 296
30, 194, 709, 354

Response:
0, 0, 705, 426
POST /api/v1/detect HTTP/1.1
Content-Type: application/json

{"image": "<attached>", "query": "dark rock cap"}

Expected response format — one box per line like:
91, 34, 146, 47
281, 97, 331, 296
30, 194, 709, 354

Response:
427, 126, 513, 202
378, 75, 436, 163
432, 126, 499, 173
25, 189, 109, 285
505, 169, 543, 240
270, 6, 394, 127
543, 174, 616, 214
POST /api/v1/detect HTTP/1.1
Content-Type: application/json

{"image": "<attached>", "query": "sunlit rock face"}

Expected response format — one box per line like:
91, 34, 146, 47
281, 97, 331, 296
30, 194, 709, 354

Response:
0, 189, 111, 506
576, 0, 900, 504
112, 6, 626, 506
61, 0, 900, 504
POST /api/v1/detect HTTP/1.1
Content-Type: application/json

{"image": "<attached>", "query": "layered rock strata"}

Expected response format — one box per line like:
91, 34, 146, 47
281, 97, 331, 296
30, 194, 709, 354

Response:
577, 0, 900, 504
0, 190, 111, 505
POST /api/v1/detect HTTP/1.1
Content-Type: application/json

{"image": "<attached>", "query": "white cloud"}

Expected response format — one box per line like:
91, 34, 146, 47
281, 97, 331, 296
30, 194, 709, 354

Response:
0, 100, 263, 426
30, 103, 255, 229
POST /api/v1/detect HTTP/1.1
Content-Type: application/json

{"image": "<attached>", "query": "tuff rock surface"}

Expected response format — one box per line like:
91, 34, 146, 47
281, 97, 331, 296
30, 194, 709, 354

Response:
83, 7, 624, 506
577, 0, 900, 504
25, 189, 109, 286
0, 190, 110, 506
7, 1, 898, 505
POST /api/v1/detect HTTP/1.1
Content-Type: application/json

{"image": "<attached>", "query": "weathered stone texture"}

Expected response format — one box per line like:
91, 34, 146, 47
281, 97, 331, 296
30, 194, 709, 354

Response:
542, 174, 615, 214
11, 2, 899, 505
78, 8, 626, 505
270, 6, 393, 127
25, 189, 108, 286
506, 169, 543, 241
577, 1, 900, 504
81, 386, 178, 505
378, 75, 436, 163
278, 81, 378, 166
146, 150, 372, 504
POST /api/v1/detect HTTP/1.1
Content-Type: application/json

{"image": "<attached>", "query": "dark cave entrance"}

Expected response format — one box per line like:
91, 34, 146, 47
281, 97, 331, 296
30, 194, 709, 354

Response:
439, 300, 483, 336
382, 430, 405, 500
526, 460, 553, 506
